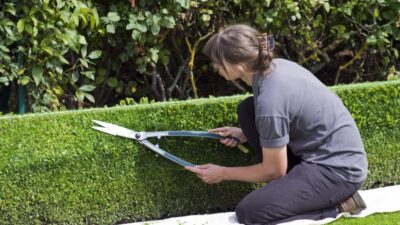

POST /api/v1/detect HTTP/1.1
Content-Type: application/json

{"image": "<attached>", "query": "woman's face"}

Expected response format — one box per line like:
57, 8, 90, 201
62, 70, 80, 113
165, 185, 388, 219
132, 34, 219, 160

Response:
213, 62, 253, 85
213, 62, 243, 81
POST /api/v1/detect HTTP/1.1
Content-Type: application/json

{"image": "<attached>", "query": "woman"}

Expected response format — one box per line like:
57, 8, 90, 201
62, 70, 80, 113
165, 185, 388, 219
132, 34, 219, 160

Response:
185, 24, 367, 225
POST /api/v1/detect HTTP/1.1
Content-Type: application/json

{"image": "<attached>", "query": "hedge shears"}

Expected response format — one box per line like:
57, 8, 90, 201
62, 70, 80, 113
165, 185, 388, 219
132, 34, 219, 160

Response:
92, 120, 247, 167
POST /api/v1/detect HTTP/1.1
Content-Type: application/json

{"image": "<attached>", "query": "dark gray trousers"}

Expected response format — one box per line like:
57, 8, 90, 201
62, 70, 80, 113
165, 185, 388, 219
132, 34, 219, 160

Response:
236, 97, 363, 225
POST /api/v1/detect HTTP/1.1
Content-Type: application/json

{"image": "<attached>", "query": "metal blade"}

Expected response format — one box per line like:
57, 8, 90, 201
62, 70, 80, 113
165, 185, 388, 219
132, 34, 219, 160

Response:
92, 120, 138, 139
92, 126, 119, 136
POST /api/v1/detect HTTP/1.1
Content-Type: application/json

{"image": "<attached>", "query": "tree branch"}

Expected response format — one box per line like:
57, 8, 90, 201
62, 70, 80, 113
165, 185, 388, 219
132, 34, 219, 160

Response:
335, 43, 367, 84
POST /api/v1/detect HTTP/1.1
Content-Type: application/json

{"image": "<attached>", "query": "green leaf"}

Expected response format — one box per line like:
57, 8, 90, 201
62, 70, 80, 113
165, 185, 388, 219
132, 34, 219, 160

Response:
71, 71, 79, 84
58, 55, 70, 65
161, 8, 169, 14
76, 89, 84, 102
151, 25, 160, 34
152, 14, 161, 25
162, 16, 175, 28
32, 27, 38, 37
106, 24, 115, 33
71, 13, 79, 27
64, 29, 79, 51
83, 71, 95, 80
84, 93, 95, 103
53, 85, 63, 95
31, 17, 39, 27
131, 30, 141, 40
24, 24, 33, 34
367, 35, 377, 45
323, 3, 330, 12
90, 14, 96, 29
17, 68, 26, 75
373, 8, 379, 18
29, 6, 39, 16
79, 14, 88, 27
107, 12, 121, 22
201, 14, 210, 22
19, 76, 30, 85
42, 46, 54, 55
17, 19, 25, 33
92, 8, 100, 26
160, 50, 170, 65
134, 23, 147, 33
176, 0, 190, 9
79, 35, 87, 45
394, 49, 399, 59
343, 7, 352, 16
80, 59, 89, 68
126, 23, 135, 30
32, 65, 43, 86
88, 50, 102, 59
137, 63, 146, 73
107, 77, 118, 88
79, 85, 96, 92
0, 77, 9, 83
81, 46, 87, 58
149, 48, 159, 63
4, 3, 16, 16
56, 0, 66, 9
0, 45, 10, 52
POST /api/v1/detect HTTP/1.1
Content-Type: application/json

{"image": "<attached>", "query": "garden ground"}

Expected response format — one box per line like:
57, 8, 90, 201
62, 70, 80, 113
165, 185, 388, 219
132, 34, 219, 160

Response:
128, 185, 400, 225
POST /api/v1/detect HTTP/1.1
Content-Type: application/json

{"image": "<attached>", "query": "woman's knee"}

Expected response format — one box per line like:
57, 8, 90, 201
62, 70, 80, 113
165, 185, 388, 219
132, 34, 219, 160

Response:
235, 196, 273, 224
235, 198, 252, 224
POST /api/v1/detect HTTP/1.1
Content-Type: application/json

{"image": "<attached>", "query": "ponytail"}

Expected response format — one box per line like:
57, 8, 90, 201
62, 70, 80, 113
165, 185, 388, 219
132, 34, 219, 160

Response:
257, 34, 275, 74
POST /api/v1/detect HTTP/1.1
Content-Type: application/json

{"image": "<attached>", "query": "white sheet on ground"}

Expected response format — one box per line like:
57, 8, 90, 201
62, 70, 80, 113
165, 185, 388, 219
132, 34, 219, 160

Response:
125, 185, 400, 225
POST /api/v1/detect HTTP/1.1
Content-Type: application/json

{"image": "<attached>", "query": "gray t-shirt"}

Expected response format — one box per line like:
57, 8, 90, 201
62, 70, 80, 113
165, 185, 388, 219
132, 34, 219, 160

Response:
253, 58, 368, 183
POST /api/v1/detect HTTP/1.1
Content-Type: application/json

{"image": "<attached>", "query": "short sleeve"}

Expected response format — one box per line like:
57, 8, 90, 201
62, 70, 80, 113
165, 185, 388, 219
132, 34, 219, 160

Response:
256, 116, 290, 148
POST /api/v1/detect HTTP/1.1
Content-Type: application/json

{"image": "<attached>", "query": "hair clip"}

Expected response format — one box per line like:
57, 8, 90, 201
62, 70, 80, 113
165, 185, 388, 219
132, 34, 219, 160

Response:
258, 33, 268, 51
267, 36, 275, 51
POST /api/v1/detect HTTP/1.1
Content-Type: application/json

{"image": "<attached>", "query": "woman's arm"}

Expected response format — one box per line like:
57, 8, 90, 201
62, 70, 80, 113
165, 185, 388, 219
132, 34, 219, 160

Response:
186, 145, 288, 183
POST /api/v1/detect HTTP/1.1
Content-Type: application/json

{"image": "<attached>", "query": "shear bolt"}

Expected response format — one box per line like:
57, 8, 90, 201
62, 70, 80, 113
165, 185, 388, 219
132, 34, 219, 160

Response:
135, 133, 141, 139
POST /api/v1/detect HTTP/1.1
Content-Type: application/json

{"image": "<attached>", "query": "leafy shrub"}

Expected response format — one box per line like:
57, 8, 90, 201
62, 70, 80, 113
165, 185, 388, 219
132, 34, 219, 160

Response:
0, 80, 399, 224
1, 0, 400, 112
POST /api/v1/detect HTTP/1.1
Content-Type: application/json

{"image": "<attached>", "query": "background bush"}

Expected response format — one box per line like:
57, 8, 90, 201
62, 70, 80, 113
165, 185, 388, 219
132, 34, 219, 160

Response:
0, 80, 399, 224
0, 0, 400, 113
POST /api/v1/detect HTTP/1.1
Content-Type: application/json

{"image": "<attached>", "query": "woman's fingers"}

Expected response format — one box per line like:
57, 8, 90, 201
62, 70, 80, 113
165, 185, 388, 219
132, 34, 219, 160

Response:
208, 127, 228, 132
208, 127, 231, 135
227, 138, 239, 147
185, 166, 200, 174
220, 137, 238, 147
209, 127, 237, 137
197, 164, 212, 169
209, 127, 242, 147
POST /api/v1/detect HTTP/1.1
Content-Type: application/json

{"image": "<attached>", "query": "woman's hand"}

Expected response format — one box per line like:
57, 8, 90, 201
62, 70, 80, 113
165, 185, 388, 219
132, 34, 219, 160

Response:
209, 127, 247, 147
185, 164, 226, 184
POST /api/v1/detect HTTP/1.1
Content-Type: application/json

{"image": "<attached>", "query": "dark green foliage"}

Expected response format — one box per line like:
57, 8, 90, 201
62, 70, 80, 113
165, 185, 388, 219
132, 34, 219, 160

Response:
0, 80, 399, 224
1, 1, 400, 112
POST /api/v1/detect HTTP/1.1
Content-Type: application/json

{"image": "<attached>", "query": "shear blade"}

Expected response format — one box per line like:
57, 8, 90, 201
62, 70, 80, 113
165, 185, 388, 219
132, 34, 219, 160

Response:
92, 126, 118, 136
92, 120, 137, 139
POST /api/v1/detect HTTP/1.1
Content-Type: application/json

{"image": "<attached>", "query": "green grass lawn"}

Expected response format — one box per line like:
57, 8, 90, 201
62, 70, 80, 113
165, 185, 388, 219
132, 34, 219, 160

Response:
331, 212, 400, 225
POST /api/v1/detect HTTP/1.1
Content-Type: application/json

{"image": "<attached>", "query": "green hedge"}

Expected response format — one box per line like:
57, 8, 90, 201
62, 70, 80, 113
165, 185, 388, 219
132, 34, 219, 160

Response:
332, 81, 400, 188
0, 80, 399, 224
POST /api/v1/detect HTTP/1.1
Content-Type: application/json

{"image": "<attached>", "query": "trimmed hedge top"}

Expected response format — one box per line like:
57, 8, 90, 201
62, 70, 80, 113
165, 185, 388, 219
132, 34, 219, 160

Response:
0, 80, 399, 224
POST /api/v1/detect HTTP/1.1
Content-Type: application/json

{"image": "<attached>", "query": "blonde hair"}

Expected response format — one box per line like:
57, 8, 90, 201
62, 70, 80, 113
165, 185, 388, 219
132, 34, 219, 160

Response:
203, 24, 274, 75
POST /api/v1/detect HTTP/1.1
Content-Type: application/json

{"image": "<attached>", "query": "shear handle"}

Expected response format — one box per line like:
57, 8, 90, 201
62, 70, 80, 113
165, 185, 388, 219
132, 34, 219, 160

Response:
140, 139, 195, 167
141, 131, 240, 143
